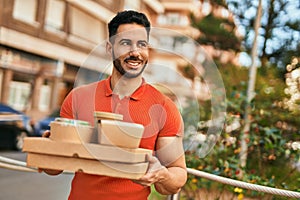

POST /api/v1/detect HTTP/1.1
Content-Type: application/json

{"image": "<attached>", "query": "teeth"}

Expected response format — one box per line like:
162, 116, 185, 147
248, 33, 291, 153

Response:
128, 62, 139, 66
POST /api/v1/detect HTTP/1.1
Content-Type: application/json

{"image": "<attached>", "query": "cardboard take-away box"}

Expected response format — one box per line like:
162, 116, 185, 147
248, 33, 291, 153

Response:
98, 120, 144, 149
94, 112, 144, 149
23, 138, 151, 179
49, 118, 96, 143
49, 115, 145, 149
23, 114, 151, 179
23, 137, 151, 163
26, 152, 149, 179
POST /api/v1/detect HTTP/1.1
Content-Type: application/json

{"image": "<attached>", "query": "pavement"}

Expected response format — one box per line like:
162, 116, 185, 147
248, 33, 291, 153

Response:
0, 150, 73, 200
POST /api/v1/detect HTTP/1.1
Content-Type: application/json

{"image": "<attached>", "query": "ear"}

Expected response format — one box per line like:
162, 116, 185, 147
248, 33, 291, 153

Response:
106, 41, 112, 55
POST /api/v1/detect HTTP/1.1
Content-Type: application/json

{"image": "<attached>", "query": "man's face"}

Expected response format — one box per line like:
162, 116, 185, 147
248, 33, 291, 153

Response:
109, 23, 149, 78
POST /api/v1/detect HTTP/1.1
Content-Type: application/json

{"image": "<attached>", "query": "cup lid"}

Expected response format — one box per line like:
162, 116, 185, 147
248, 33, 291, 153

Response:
94, 111, 123, 121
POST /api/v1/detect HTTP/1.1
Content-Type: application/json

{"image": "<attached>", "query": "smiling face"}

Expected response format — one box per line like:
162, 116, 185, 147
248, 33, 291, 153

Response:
108, 23, 149, 78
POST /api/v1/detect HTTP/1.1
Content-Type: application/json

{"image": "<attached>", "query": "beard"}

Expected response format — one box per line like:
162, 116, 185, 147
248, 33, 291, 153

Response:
112, 50, 147, 79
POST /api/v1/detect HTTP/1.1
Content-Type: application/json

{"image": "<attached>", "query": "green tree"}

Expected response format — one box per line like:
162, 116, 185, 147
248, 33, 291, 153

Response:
191, 0, 242, 53
181, 0, 300, 198
226, 0, 300, 68
191, 13, 241, 52
183, 60, 300, 199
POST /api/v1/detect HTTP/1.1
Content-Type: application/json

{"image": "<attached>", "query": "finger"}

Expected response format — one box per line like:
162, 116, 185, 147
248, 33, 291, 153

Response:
132, 179, 151, 186
146, 153, 158, 163
146, 155, 163, 173
42, 130, 51, 138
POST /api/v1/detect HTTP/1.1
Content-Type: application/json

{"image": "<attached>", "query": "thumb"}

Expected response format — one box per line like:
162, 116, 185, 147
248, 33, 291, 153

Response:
146, 154, 163, 172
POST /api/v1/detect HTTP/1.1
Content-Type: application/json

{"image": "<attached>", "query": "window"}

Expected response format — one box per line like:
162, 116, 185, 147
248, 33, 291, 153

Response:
0, 70, 3, 100
158, 36, 174, 50
13, 0, 38, 25
39, 85, 51, 111
70, 7, 105, 44
146, 61, 178, 84
45, 0, 66, 32
124, 0, 140, 10
157, 13, 189, 26
8, 81, 31, 111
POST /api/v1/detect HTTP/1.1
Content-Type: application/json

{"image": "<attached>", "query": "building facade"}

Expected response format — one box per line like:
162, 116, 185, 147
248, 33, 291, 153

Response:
0, 0, 220, 121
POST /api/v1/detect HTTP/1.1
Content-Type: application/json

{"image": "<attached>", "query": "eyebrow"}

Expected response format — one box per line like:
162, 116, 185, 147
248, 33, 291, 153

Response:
118, 39, 131, 43
118, 38, 148, 44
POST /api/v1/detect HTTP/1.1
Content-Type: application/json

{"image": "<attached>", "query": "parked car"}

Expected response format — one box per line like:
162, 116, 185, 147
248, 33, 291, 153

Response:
0, 103, 33, 150
34, 108, 60, 136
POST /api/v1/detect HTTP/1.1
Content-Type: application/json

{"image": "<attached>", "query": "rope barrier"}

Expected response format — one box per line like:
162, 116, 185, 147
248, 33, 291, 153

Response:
0, 155, 29, 167
187, 168, 300, 198
0, 161, 37, 172
0, 155, 72, 174
1, 155, 299, 198
0, 155, 37, 172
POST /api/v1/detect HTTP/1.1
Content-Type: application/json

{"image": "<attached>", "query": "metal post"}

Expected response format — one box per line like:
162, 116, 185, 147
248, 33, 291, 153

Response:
167, 192, 180, 200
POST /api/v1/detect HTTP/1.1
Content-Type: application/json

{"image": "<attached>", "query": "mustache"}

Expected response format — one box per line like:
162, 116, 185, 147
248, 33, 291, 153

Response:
124, 56, 142, 62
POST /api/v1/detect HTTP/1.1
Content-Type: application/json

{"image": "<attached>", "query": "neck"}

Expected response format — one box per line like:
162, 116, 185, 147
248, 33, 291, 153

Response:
110, 71, 142, 99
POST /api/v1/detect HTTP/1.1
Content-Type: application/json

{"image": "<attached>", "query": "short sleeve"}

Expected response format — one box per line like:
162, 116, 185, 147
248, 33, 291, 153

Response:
60, 90, 74, 119
158, 98, 184, 137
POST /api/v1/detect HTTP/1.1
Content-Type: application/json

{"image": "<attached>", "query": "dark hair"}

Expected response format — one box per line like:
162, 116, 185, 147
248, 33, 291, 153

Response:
108, 10, 151, 42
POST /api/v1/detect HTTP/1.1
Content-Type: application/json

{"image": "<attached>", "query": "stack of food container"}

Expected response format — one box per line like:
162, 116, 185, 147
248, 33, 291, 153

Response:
22, 112, 151, 179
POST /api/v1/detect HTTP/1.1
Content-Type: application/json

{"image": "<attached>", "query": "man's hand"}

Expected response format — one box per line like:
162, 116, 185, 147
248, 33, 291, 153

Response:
133, 154, 168, 186
38, 130, 63, 176
133, 136, 187, 195
42, 130, 51, 138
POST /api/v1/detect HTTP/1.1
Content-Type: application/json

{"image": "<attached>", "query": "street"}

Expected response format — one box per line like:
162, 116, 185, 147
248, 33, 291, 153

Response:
0, 150, 73, 200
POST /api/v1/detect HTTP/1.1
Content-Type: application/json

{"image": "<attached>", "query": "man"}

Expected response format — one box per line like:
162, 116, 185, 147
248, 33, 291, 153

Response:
42, 10, 187, 199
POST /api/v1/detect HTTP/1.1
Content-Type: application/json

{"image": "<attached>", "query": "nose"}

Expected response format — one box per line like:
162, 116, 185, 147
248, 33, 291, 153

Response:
130, 43, 139, 51
129, 44, 140, 55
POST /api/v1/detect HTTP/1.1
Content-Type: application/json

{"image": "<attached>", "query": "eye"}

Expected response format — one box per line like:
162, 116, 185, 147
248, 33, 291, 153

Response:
120, 40, 131, 46
137, 41, 149, 49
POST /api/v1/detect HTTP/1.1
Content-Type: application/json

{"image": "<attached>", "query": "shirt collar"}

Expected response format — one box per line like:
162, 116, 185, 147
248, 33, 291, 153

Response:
104, 76, 146, 100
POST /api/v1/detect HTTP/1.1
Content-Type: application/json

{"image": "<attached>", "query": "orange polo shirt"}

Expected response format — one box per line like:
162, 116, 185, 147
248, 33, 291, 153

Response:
60, 76, 183, 200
